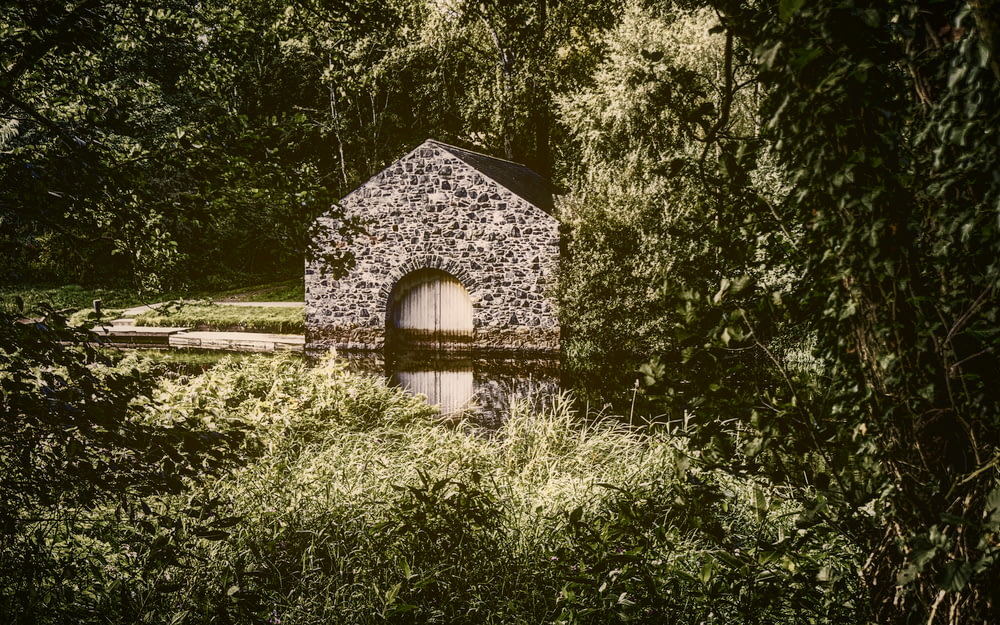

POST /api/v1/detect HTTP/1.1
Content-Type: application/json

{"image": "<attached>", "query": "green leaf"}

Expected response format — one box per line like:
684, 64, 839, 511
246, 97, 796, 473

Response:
986, 487, 1000, 521
779, 0, 806, 22
384, 582, 402, 605
167, 610, 189, 625
941, 561, 972, 592
753, 484, 769, 522
700, 560, 714, 583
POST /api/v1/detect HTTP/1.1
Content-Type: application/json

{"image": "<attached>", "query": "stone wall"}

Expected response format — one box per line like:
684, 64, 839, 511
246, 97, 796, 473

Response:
306, 140, 560, 354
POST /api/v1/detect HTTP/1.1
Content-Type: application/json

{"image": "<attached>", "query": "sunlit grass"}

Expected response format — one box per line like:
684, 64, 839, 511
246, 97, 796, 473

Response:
211, 277, 304, 302
1, 278, 303, 319
133, 301, 304, 334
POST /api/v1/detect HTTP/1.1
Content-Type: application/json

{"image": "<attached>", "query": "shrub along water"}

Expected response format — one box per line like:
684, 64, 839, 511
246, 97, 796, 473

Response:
133, 353, 861, 624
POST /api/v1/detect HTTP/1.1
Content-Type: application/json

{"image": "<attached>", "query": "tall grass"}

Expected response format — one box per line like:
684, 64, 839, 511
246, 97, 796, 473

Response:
133, 354, 860, 625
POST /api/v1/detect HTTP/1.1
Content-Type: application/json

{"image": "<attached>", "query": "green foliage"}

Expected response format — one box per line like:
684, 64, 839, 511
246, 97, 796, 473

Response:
390, 0, 615, 176
1, 0, 367, 288
0, 303, 245, 622
556, 2, 769, 395
120, 348, 274, 377
0, 284, 138, 312
556, 0, 1000, 622
557, 0, 1000, 622
1, 0, 614, 288
729, 1, 999, 620
0, 326, 861, 623
111, 354, 859, 623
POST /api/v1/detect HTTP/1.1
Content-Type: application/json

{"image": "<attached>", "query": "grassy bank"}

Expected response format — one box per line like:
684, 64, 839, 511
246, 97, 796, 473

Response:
0, 278, 303, 317
210, 278, 303, 302
4, 342, 862, 623
133, 301, 304, 334
1, 281, 306, 333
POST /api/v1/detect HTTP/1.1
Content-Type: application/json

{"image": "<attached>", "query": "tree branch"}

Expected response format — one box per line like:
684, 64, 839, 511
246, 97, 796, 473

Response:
0, 0, 105, 89
0, 86, 88, 157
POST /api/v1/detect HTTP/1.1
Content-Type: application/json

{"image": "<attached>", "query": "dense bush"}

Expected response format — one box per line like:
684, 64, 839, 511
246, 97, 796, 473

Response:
0, 304, 245, 622
555, 1, 1000, 621
130, 354, 862, 624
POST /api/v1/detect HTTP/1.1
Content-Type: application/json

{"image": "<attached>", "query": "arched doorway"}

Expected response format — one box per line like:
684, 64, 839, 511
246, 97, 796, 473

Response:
387, 268, 473, 350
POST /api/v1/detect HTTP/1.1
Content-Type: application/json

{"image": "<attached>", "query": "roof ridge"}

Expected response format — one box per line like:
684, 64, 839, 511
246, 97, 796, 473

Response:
421, 138, 555, 214
425, 139, 529, 169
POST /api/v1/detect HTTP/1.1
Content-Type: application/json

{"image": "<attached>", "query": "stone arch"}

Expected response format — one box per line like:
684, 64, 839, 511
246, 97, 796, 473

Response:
385, 265, 475, 350
378, 254, 480, 303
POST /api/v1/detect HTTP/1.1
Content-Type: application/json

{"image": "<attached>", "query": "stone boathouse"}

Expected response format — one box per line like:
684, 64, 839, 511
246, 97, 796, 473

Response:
306, 139, 560, 354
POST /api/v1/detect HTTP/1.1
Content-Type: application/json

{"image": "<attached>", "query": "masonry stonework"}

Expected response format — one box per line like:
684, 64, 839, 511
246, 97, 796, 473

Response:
306, 139, 560, 354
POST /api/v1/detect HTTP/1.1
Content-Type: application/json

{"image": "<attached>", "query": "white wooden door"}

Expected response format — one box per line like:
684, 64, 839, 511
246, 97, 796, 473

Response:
390, 269, 473, 346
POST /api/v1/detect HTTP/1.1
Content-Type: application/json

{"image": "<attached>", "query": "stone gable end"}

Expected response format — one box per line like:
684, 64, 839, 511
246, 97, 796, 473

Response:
306, 139, 560, 353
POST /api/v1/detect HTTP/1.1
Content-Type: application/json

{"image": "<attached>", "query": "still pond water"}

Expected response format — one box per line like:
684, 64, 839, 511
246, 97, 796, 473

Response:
139, 348, 570, 426
340, 350, 562, 426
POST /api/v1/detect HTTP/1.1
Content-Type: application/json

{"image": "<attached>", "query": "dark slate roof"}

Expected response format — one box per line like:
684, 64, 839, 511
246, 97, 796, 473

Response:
426, 139, 555, 214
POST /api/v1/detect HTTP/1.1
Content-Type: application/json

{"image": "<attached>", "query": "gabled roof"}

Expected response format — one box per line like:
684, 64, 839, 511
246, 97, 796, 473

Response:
424, 139, 555, 213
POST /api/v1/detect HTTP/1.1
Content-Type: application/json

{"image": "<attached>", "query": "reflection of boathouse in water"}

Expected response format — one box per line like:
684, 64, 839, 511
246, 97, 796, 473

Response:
305, 138, 560, 355
305, 139, 561, 417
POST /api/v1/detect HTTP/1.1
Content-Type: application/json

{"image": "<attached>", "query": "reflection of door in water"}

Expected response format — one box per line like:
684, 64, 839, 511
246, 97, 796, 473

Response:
393, 367, 475, 415
388, 269, 473, 349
